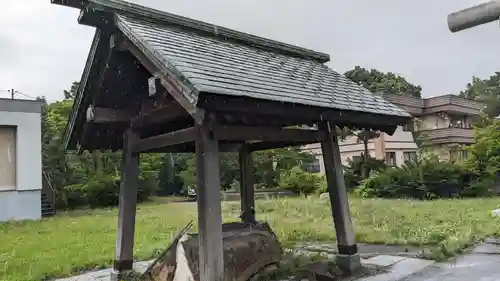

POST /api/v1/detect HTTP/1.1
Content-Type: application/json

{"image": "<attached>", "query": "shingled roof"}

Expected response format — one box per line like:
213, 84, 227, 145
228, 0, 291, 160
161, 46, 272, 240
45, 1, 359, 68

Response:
115, 14, 409, 116
55, 0, 411, 149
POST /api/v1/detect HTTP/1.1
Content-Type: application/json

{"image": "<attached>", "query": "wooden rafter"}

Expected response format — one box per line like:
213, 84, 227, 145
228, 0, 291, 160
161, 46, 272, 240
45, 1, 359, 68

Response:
86, 106, 135, 123
131, 127, 197, 153
212, 124, 326, 143
199, 94, 406, 134
131, 96, 190, 129
248, 140, 319, 152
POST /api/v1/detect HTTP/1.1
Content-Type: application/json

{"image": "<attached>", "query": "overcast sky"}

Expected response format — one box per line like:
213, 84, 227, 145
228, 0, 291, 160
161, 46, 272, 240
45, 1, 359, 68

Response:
0, 0, 497, 101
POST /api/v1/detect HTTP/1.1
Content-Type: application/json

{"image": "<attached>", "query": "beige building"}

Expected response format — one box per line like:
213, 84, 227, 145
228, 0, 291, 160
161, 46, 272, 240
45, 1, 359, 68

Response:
303, 94, 484, 173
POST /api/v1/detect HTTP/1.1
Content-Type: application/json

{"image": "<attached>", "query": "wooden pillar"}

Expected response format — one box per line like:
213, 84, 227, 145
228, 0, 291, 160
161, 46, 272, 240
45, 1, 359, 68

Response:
239, 144, 255, 223
113, 129, 140, 276
319, 121, 361, 272
195, 122, 224, 281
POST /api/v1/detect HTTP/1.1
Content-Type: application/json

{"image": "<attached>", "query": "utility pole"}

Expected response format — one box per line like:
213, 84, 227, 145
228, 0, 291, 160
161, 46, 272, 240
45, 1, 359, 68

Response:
10, 89, 14, 99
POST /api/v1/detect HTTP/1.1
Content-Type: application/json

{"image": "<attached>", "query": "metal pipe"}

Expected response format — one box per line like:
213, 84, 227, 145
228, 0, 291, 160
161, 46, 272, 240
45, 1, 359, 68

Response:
448, 1, 500, 33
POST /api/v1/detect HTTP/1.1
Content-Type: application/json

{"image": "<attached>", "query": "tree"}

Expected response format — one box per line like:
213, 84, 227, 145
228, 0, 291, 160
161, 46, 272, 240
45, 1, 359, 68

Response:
63, 81, 79, 100
342, 66, 422, 179
354, 130, 380, 178
344, 66, 422, 97
465, 118, 500, 177
42, 82, 160, 209
41, 99, 76, 190
459, 73, 500, 117
157, 153, 187, 196
178, 147, 316, 191
254, 147, 316, 188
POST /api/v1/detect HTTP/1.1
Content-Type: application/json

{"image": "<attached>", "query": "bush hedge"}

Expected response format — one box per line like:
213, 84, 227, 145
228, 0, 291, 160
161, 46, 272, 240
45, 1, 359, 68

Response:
356, 157, 494, 199
58, 173, 157, 209
343, 156, 387, 189
279, 166, 323, 195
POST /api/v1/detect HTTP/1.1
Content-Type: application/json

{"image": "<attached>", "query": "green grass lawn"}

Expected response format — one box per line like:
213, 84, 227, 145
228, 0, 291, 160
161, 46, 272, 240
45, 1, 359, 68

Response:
2, 197, 500, 280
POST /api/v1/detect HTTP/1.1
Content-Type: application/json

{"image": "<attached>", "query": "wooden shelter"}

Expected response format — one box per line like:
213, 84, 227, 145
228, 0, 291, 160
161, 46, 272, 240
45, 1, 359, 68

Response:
53, 0, 411, 280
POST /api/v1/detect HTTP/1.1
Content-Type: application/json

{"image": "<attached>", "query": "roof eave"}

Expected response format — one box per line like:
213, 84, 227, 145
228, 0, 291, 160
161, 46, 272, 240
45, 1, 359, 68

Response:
81, 0, 330, 63
51, 0, 88, 9
62, 29, 103, 151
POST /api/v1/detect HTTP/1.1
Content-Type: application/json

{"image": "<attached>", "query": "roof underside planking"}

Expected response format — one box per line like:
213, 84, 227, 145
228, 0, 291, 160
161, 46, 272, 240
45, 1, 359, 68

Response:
54, 0, 412, 153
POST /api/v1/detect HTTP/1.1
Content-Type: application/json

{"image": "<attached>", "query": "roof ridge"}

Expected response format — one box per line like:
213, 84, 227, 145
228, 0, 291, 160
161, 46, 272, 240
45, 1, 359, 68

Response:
84, 0, 331, 63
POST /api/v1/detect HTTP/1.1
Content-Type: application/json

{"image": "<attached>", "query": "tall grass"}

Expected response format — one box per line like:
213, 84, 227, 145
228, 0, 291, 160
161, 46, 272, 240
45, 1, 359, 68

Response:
1, 197, 500, 280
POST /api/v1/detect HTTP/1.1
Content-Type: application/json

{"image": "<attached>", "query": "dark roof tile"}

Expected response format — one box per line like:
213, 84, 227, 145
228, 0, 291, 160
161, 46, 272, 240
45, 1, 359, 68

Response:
115, 14, 410, 118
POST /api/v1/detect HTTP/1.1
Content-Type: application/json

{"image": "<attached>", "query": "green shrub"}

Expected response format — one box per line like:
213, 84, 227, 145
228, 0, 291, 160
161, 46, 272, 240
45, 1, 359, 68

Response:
356, 157, 488, 199
343, 156, 387, 189
317, 177, 328, 194
60, 183, 86, 209
138, 174, 158, 202
461, 177, 496, 197
60, 173, 157, 209
82, 175, 120, 208
279, 166, 323, 195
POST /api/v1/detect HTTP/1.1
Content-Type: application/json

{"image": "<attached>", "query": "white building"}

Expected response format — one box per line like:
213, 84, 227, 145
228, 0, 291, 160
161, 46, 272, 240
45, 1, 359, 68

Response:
0, 98, 43, 221
303, 94, 484, 173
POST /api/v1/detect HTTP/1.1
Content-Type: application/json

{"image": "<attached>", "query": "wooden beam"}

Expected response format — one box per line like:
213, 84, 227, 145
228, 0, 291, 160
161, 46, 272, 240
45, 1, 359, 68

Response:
110, 33, 128, 51
212, 125, 325, 143
195, 122, 224, 281
50, 0, 86, 9
319, 121, 360, 272
132, 127, 197, 153
78, 5, 114, 27
143, 141, 243, 153
114, 129, 140, 275
86, 105, 135, 123
239, 145, 255, 223
248, 140, 319, 152
199, 94, 409, 133
131, 99, 189, 129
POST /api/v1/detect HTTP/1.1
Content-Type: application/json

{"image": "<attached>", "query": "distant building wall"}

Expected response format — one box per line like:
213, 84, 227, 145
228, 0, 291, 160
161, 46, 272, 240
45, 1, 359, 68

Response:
302, 94, 484, 173
0, 99, 42, 221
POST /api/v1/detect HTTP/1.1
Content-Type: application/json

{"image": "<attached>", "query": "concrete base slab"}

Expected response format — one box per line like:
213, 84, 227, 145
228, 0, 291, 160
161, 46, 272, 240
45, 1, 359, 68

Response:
484, 237, 500, 245
359, 257, 435, 281
396, 238, 500, 281
471, 242, 500, 254
61, 238, 500, 281
400, 253, 500, 281
364, 255, 407, 267
298, 242, 426, 259
58, 254, 433, 281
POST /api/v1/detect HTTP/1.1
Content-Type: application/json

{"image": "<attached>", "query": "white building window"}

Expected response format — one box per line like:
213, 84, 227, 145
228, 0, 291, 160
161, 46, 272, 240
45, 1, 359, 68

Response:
403, 151, 417, 163
306, 158, 321, 173
385, 152, 396, 166
351, 155, 362, 163
450, 149, 468, 162
402, 121, 414, 132
0, 126, 16, 190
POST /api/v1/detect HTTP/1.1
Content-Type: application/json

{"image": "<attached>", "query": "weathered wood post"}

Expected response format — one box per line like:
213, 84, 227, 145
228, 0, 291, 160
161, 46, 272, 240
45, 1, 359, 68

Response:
239, 144, 256, 223
319, 121, 360, 272
112, 129, 140, 279
195, 122, 224, 281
